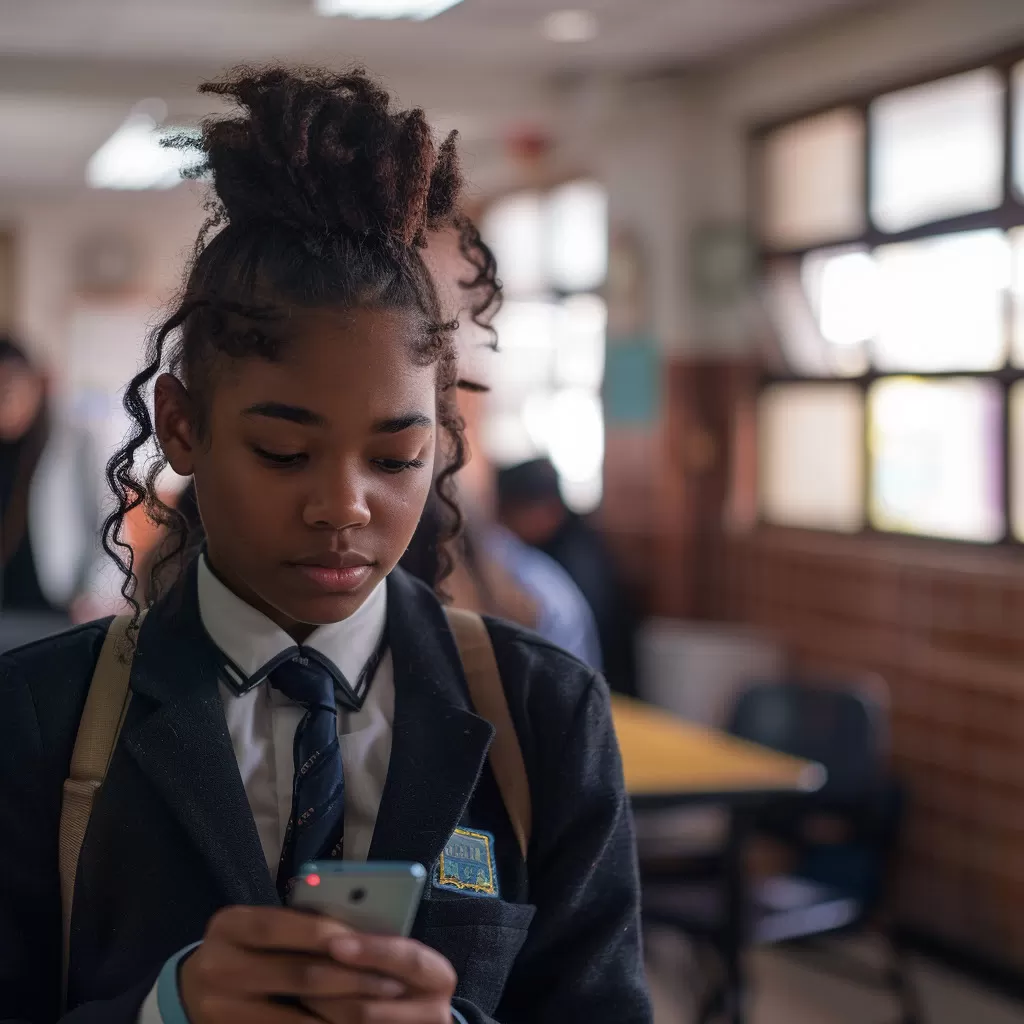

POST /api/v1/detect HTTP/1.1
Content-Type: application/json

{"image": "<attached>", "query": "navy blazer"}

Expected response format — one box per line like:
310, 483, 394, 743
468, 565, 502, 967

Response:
0, 563, 651, 1023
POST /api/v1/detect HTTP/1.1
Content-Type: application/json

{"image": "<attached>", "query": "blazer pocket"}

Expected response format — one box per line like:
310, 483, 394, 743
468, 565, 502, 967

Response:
414, 898, 537, 1015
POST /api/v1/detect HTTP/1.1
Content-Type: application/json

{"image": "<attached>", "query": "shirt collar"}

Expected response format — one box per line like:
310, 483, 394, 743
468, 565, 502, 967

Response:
196, 554, 388, 696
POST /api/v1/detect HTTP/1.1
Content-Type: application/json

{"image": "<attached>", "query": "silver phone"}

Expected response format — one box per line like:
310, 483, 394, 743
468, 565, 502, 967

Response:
288, 861, 427, 936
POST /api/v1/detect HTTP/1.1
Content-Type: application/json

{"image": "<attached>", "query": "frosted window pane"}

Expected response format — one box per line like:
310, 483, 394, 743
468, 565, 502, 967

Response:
763, 259, 867, 377
489, 300, 557, 399
761, 107, 865, 250
554, 294, 606, 388
481, 192, 545, 297
870, 68, 1004, 232
873, 230, 1010, 372
759, 384, 864, 532
869, 378, 1003, 542
1014, 62, 1024, 200
801, 246, 874, 375
1011, 382, 1024, 540
545, 181, 608, 292
1013, 228, 1024, 367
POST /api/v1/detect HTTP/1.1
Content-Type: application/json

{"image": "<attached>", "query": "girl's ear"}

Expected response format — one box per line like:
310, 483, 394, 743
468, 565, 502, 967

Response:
154, 373, 198, 477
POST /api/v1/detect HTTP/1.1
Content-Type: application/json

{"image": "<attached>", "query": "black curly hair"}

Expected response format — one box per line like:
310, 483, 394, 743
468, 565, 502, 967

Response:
102, 65, 500, 619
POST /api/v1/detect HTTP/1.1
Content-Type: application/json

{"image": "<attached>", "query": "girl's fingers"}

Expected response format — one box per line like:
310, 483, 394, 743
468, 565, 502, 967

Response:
193, 944, 406, 999
189, 995, 322, 1024
208, 906, 349, 954
327, 936, 456, 995
305, 997, 453, 1024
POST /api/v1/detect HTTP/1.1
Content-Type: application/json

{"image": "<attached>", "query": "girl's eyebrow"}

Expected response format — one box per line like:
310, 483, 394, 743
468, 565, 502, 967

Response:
242, 403, 432, 435
373, 413, 434, 435
243, 402, 326, 427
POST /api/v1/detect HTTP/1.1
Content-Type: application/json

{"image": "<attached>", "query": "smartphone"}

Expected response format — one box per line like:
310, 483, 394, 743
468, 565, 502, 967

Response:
288, 861, 428, 937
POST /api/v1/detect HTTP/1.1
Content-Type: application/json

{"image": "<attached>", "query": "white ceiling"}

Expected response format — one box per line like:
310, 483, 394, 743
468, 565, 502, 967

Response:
0, 0, 880, 192
1, 0, 877, 73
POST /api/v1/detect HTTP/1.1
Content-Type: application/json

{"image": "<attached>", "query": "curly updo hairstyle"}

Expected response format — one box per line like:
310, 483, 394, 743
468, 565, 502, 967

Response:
102, 65, 500, 615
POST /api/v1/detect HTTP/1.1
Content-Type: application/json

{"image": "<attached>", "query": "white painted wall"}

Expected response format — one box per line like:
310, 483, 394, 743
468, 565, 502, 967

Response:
2, 183, 206, 375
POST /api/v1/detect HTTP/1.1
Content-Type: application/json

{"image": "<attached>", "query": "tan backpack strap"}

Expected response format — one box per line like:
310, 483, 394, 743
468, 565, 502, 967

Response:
59, 614, 140, 1008
445, 607, 532, 862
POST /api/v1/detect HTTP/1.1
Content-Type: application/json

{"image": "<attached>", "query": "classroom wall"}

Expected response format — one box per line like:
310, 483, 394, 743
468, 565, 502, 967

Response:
2, 184, 205, 373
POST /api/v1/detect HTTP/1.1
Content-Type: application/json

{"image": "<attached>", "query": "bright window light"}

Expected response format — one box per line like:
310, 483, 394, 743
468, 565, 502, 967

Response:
545, 180, 608, 292
482, 192, 545, 298
872, 229, 1010, 372
870, 68, 1004, 232
546, 389, 605, 484
869, 377, 1003, 542
87, 102, 199, 191
802, 247, 878, 349
315, 0, 463, 18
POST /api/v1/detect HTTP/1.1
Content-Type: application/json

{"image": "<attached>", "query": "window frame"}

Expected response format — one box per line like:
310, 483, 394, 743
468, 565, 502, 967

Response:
751, 44, 1024, 547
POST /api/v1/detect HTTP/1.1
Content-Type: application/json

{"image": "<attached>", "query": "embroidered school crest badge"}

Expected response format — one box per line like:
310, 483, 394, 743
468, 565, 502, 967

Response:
434, 827, 499, 898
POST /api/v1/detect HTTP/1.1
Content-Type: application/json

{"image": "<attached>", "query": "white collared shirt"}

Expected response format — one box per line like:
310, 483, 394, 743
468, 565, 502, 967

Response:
139, 558, 395, 1023
197, 555, 395, 869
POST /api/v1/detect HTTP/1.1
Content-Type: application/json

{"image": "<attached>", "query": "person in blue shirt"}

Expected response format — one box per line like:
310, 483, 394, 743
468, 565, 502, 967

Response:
482, 523, 602, 669
0, 66, 651, 1024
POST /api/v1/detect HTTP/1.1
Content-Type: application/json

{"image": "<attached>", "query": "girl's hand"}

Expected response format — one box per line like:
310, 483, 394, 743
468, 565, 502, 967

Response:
179, 906, 407, 1023
305, 933, 458, 1023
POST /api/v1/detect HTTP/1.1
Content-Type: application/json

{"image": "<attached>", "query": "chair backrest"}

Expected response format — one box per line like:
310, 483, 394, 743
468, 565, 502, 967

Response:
727, 678, 884, 803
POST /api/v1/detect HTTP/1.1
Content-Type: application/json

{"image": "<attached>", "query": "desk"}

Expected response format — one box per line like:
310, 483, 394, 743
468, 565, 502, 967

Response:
612, 695, 824, 805
612, 696, 824, 1024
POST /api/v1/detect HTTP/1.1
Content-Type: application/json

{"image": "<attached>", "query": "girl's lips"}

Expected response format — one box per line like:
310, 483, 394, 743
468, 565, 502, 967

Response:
290, 563, 373, 593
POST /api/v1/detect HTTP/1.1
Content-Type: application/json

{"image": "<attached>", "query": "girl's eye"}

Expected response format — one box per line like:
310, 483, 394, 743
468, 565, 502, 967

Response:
253, 446, 307, 467
373, 457, 426, 475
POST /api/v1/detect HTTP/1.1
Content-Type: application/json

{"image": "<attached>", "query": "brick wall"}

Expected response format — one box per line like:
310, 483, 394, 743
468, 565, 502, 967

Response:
601, 355, 1024, 965
720, 527, 1024, 967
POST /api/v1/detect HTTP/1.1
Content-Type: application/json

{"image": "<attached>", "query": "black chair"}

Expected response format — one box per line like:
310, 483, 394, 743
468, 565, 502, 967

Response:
642, 677, 922, 1024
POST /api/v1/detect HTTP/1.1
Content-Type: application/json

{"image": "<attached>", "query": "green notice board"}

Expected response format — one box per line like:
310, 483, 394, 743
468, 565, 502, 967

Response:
603, 336, 660, 425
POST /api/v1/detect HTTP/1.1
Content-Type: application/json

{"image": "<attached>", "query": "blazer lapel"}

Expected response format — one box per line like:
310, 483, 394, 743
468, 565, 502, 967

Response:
121, 563, 278, 908
368, 570, 494, 870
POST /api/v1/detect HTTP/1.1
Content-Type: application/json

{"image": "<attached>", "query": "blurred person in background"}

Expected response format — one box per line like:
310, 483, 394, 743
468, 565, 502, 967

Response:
497, 457, 639, 696
0, 335, 106, 629
401, 488, 603, 668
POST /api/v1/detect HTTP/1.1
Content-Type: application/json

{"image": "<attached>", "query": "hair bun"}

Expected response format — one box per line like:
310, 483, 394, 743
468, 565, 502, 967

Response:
184, 65, 462, 249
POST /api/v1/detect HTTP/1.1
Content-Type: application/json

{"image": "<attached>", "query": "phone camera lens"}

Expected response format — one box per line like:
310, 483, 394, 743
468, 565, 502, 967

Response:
349, 887, 367, 904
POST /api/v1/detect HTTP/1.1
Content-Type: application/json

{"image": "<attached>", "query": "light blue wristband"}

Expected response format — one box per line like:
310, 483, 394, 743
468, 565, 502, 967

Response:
156, 941, 203, 1024
451, 1007, 469, 1024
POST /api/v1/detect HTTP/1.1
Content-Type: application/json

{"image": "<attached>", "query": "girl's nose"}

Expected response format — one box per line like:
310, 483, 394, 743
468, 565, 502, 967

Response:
302, 465, 371, 531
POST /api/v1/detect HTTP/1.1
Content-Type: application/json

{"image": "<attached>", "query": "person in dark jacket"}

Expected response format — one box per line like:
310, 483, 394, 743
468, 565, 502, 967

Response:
497, 458, 640, 697
0, 65, 651, 1024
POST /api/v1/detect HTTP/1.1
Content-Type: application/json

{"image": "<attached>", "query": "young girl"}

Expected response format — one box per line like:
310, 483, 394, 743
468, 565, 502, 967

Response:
0, 67, 651, 1024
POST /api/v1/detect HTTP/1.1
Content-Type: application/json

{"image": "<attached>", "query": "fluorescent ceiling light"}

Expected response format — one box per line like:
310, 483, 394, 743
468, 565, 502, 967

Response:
87, 100, 201, 190
542, 9, 598, 43
315, 0, 463, 18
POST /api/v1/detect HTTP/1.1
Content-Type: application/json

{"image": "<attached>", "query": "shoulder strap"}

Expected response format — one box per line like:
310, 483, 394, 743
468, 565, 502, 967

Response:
59, 614, 140, 1008
444, 607, 532, 862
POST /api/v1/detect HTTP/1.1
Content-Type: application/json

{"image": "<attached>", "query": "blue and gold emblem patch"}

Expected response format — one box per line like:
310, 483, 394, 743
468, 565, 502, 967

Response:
435, 827, 499, 898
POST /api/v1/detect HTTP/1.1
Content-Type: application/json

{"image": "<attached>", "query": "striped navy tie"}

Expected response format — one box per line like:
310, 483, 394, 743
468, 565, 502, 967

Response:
270, 655, 346, 899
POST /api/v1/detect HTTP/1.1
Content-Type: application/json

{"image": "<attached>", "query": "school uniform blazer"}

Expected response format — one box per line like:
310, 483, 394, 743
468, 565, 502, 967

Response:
0, 561, 652, 1023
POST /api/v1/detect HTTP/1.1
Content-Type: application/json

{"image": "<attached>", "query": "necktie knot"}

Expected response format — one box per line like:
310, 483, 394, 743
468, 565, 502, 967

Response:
270, 655, 336, 712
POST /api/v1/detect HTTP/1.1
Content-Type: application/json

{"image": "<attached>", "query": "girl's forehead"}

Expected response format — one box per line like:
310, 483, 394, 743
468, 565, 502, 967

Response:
217, 307, 436, 419
289, 305, 423, 340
